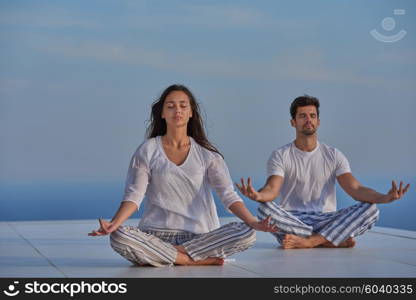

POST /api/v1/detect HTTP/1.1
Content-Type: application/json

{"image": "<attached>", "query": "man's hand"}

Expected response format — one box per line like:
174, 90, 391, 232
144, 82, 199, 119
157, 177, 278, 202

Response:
88, 218, 119, 236
235, 177, 263, 201
378, 180, 410, 204
247, 216, 278, 233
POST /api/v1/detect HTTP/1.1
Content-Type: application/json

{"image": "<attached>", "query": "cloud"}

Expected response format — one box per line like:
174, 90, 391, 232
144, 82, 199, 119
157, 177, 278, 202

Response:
37, 38, 252, 76
2, 2, 413, 91
120, 4, 267, 29
120, 2, 310, 31
0, 78, 31, 93
0, 7, 99, 29
0, 1, 305, 33
176, 4, 272, 28
267, 50, 377, 84
34, 37, 414, 91
373, 49, 416, 65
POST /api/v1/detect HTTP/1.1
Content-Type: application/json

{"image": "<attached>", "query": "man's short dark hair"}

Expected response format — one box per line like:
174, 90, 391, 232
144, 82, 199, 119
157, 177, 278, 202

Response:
290, 95, 320, 119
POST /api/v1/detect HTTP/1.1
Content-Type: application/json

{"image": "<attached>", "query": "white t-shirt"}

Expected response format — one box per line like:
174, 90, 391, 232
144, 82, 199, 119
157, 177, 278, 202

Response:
267, 141, 351, 212
122, 136, 243, 234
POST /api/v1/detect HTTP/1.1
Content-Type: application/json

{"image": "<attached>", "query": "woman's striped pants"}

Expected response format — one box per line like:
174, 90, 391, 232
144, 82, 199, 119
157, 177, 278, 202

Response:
257, 201, 379, 246
110, 222, 256, 267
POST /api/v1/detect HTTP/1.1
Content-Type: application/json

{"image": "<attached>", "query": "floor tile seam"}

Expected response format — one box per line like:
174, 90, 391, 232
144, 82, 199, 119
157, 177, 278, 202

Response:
6, 222, 68, 278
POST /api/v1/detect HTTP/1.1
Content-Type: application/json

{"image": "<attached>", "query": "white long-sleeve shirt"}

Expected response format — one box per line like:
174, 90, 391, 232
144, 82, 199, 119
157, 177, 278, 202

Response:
122, 136, 243, 234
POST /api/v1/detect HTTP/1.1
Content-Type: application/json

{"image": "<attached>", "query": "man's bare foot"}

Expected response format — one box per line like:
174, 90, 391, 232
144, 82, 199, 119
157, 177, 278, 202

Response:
320, 237, 356, 248
281, 234, 315, 249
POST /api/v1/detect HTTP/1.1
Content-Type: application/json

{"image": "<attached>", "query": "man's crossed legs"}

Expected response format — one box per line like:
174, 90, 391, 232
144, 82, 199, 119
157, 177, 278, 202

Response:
258, 201, 379, 249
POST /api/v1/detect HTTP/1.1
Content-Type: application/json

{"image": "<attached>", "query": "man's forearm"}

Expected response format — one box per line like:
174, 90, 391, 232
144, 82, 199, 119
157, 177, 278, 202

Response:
353, 186, 384, 204
257, 186, 278, 202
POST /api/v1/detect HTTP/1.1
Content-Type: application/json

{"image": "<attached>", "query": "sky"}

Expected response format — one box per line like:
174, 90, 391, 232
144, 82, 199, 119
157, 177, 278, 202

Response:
1, 0, 415, 189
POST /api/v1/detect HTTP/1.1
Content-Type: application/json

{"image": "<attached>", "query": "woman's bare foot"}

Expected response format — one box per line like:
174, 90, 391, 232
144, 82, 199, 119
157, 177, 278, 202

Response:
174, 245, 187, 253
320, 237, 356, 248
188, 257, 225, 266
174, 245, 224, 266
175, 255, 224, 266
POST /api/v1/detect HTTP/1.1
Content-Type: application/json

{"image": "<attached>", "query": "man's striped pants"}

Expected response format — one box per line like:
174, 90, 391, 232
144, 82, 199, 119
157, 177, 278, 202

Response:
257, 201, 379, 246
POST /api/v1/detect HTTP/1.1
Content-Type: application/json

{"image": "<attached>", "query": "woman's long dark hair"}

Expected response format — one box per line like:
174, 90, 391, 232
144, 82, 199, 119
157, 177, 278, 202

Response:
146, 84, 223, 158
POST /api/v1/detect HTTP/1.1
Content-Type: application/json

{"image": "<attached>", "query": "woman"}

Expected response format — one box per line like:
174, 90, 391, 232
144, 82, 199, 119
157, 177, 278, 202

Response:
89, 84, 276, 267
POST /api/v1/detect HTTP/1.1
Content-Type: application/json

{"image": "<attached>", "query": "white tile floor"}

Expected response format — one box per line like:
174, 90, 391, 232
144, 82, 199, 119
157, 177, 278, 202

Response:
1, 218, 415, 278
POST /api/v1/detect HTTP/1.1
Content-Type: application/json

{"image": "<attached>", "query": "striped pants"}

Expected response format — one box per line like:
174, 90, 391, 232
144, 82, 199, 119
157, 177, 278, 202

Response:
110, 222, 256, 267
258, 201, 379, 246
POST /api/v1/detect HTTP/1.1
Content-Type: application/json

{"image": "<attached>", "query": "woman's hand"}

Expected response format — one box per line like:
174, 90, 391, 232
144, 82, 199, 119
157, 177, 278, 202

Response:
247, 216, 278, 233
88, 218, 119, 236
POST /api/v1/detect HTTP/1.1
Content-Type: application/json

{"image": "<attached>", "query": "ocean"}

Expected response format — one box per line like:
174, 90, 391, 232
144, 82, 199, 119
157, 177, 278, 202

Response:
0, 177, 414, 231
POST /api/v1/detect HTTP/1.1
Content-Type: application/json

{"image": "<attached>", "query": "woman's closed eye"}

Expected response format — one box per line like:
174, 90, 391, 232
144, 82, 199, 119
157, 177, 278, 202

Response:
167, 105, 188, 109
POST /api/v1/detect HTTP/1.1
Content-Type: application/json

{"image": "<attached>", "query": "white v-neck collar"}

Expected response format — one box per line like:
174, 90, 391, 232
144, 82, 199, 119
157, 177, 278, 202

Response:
157, 135, 194, 167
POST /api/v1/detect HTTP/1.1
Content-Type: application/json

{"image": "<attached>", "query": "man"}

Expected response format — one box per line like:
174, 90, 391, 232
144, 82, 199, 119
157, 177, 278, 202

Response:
236, 95, 410, 249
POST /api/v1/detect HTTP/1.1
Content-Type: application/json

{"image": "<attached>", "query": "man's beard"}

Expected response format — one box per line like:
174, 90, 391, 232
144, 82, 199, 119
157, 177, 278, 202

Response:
300, 128, 316, 136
